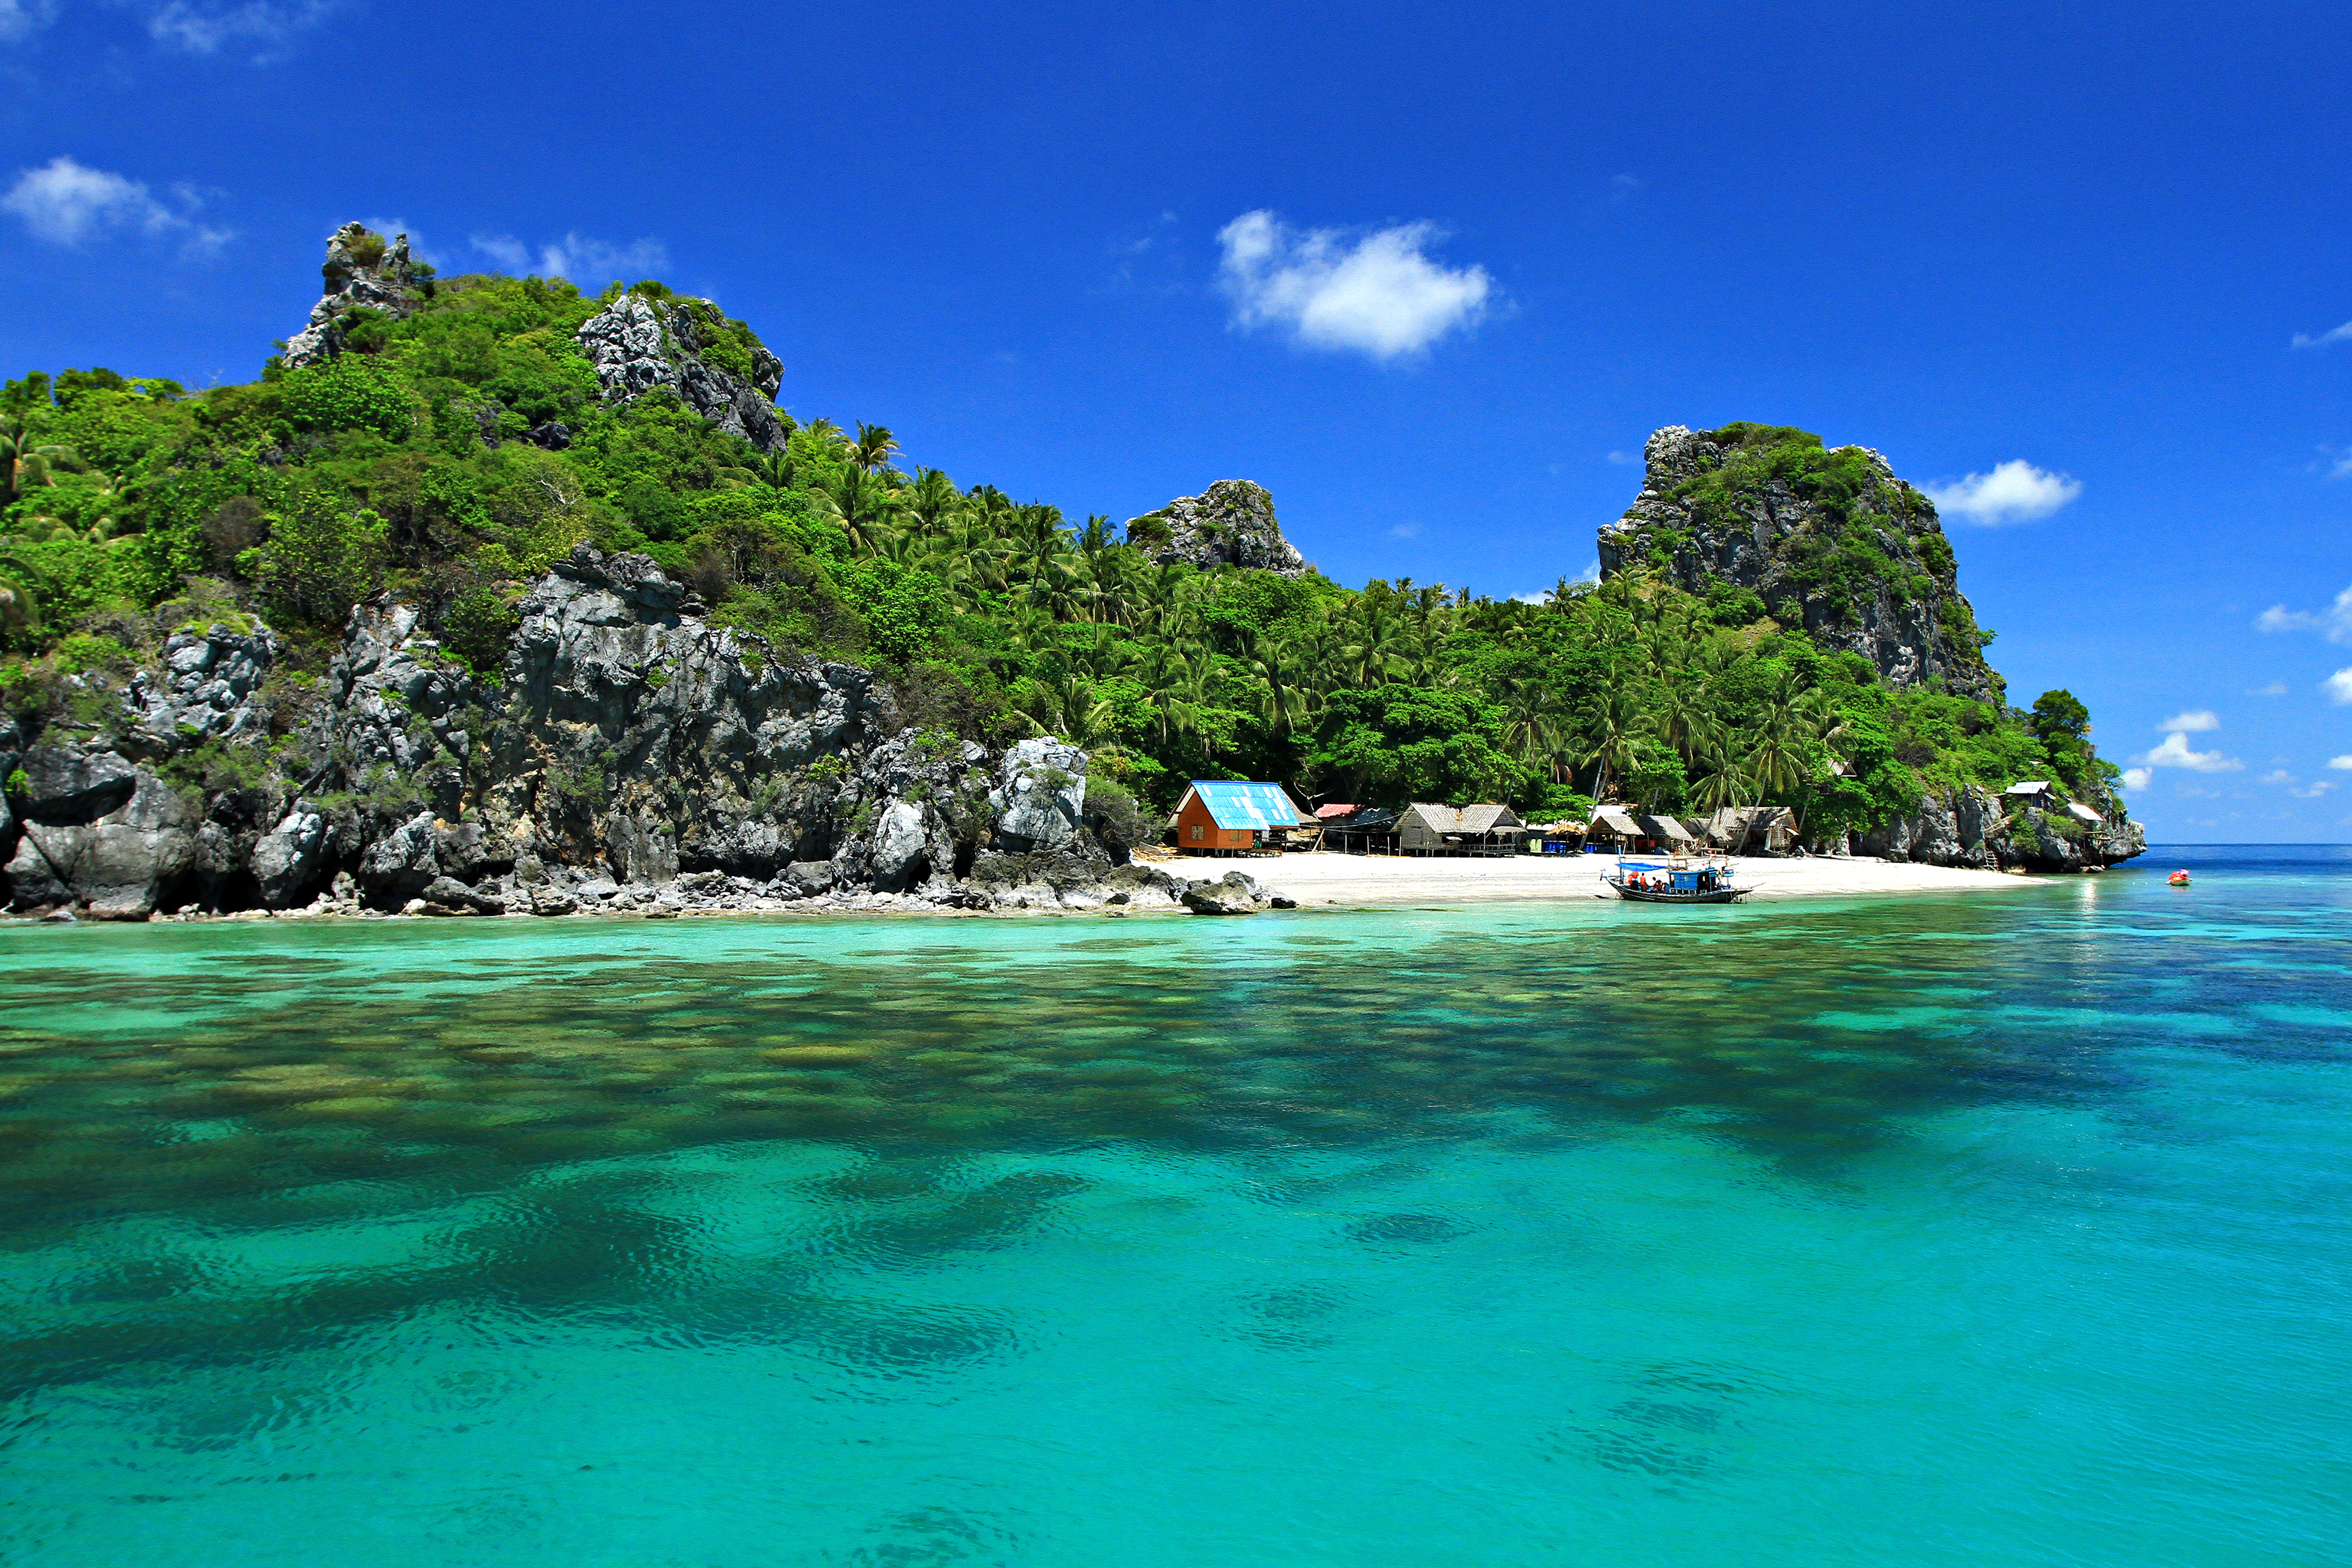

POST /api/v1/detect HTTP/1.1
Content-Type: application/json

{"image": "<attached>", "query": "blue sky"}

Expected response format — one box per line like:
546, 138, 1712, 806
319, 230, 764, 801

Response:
3, 0, 2349, 840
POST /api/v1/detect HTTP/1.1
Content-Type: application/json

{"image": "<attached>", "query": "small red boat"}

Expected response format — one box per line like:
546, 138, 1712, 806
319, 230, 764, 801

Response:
2168, 870, 2191, 886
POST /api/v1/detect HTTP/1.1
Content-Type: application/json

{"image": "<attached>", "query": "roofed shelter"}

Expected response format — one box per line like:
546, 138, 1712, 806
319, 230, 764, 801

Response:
1172, 781, 1309, 855
1396, 802, 1526, 856
1708, 805, 1796, 853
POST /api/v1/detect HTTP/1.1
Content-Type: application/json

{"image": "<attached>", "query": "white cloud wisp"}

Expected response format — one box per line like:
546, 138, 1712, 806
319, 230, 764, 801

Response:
2292, 319, 2352, 350
1, 156, 230, 255
2156, 710, 2220, 733
2121, 767, 2153, 793
470, 231, 668, 283
1923, 460, 2082, 525
0, 0, 59, 44
2255, 583, 2352, 644
1215, 209, 1493, 361
2327, 668, 2352, 706
146, 1, 338, 58
2132, 730, 2242, 774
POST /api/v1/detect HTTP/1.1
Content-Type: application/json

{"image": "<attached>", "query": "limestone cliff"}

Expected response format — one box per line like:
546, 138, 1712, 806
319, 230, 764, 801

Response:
1598, 425, 1999, 702
282, 223, 426, 368
576, 293, 789, 451
1, 549, 1196, 919
1854, 783, 2146, 872
1126, 480, 1307, 576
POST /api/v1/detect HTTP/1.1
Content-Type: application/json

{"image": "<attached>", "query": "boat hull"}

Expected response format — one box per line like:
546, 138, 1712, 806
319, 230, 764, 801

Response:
1607, 884, 1748, 904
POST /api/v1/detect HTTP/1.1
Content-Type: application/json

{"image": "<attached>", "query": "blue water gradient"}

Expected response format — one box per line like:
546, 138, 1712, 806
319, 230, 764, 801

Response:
1, 849, 2346, 1566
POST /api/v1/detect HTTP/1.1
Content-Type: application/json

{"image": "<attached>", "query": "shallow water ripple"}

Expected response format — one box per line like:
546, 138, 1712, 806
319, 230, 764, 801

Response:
3, 847, 2349, 1565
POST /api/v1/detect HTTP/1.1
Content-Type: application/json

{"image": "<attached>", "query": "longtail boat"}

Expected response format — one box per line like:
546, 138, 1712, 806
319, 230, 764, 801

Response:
1605, 852, 1748, 904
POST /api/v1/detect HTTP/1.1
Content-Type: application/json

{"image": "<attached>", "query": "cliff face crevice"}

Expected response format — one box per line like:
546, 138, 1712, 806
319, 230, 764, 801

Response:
1598, 425, 2000, 702
1, 549, 1194, 919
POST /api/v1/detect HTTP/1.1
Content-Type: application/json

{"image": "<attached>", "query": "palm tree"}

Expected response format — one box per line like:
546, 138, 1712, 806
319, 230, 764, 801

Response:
1252, 636, 1316, 736
907, 467, 958, 534
1499, 682, 1565, 779
850, 422, 900, 474
798, 416, 845, 450
1576, 683, 1649, 806
808, 467, 900, 552
750, 449, 795, 491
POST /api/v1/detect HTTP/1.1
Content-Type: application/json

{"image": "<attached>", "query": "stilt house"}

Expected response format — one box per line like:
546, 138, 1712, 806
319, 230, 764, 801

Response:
1171, 781, 1309, 855
1396, 802, 1526, 855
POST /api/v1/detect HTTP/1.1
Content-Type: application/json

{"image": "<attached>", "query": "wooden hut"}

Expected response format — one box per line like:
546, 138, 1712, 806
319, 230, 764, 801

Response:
1587, 805, 1644, 851
1396, 802, 1526, 856
1171, 781, 1310, 855
1707, 805, 1795, 853
1321, 806, 1402, 854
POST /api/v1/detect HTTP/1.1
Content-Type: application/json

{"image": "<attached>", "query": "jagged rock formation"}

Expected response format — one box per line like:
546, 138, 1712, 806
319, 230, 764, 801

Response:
1598, 425, 1999, 702
283, 223, 424, 368
1126, 480, 1307, 576
0, 548, 1217, 919
575, 293, 789, 451
1855, 783, 2146, 871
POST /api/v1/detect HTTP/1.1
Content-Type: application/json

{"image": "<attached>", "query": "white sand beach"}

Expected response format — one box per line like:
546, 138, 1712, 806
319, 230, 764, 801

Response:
1200, 851, 2036, 908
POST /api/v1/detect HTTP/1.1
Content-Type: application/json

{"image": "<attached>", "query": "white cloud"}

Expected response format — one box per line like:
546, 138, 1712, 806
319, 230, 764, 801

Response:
1923, 460, 2082, 525
2293, 780, 2338, 798
2156, 709, 2219, 732
1, 155, 230, 255
2121, 767, 2152, 792
145, 1, 337, 57
1606, 450, 1637, 466
2330, 755, 2352, 770
2248, 681, 2288, 696
1215, 208, 1493, 361
0, 0, 59, 43
2261, 769, 2296, 785
2255, 583, 2352, 644
2327, 668, 2352, 705
2292, 319, 2352, 350
2133, 731, 2242, 773
470, 230, 666, 283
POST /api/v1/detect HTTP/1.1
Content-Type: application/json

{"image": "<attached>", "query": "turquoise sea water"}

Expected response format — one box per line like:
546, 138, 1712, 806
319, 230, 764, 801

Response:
1, 847, 2347, 1567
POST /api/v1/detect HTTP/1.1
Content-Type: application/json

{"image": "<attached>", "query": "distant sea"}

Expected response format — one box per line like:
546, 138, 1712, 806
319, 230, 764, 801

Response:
2, 847, 2345, 1566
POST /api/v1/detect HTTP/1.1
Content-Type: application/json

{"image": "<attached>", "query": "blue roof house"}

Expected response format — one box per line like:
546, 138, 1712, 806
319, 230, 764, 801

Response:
1171, 781, 1309, 854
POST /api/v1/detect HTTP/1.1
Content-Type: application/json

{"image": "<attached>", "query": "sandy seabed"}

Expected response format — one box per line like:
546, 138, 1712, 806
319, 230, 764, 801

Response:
1216, 851, 2036, 909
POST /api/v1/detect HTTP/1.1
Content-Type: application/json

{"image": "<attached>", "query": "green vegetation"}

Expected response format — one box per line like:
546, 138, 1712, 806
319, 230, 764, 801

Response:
0, 233, 2123, 840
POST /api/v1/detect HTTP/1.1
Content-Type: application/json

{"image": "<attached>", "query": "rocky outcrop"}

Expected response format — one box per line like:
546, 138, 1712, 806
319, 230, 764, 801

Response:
126, 621, 279, 749
1857, 783, 2146, 870
3, 546, 1250, 919
5, 764, 197, 919
1598, 425, 1999, 702
1126, 480, 1307, 576
575, 293, 789, 451
1180, 869, 1296, 915
283, 223, 425, 368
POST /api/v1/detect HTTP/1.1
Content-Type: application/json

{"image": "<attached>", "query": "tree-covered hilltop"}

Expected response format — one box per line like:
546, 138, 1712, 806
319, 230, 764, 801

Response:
2, 225, 2134, 872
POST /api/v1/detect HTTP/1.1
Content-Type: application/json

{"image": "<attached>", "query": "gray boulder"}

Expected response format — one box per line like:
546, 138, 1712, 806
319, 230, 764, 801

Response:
359, 810, 441, 902
1125, 480, 1307, 576
575, 293, 789, 451
420, 876, 506, 916
250, 800, 327, 907
991, 738, 1088, 853
14, 746, 137, 825
1181, 870, 1281, 916
8, 768, 198, 919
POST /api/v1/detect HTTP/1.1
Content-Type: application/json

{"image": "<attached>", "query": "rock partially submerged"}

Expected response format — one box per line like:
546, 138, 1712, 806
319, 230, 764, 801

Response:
1857, 783, 2147, 871
1180, 870, 1296, 915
